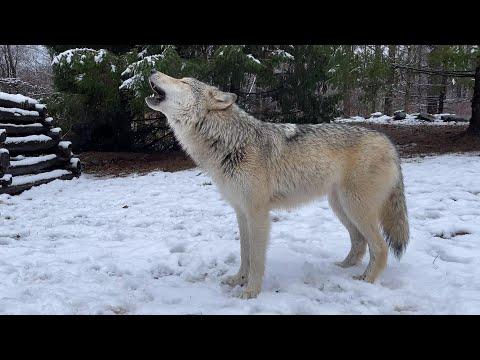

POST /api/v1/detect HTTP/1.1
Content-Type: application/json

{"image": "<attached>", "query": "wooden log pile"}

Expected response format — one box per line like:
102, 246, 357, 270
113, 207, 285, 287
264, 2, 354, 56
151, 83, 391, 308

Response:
0, 92, 81, 195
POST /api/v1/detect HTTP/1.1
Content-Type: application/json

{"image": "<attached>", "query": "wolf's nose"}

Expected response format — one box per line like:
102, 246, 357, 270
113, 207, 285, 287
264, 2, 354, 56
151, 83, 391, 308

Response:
150, 69, 158, 75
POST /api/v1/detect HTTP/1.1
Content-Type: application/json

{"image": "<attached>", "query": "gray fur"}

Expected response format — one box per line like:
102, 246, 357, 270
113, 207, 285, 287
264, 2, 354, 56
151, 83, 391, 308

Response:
146, 72, 410, 299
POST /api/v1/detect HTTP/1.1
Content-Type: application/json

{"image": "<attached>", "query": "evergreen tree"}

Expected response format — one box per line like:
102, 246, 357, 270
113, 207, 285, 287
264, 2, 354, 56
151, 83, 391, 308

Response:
47, 47, 131, 151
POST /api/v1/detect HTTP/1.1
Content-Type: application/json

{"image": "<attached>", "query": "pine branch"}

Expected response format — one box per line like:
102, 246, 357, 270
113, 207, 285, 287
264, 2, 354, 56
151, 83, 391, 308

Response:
392, 63, 475, 77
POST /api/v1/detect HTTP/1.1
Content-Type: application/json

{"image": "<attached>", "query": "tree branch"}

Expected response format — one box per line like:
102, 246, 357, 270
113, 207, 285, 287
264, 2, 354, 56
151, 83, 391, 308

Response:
392, 63, 475, 77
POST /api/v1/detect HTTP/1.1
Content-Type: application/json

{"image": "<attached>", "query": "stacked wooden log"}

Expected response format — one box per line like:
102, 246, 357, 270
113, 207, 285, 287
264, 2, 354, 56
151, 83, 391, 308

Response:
0, 92, 81, 195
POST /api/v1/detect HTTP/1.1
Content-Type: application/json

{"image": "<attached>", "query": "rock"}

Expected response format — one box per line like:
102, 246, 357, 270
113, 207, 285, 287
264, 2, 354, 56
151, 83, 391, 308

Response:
440, 115, 469, 122
393, 110, 406, 120
416, 113, 436, 122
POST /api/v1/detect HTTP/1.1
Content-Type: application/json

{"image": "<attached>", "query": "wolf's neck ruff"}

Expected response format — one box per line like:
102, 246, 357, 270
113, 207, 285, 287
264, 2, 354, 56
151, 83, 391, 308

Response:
167, 105, 256, 177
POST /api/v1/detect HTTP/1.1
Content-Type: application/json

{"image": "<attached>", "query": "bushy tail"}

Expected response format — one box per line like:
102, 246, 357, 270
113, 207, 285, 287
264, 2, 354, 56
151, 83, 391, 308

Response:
381, 170, 410, 259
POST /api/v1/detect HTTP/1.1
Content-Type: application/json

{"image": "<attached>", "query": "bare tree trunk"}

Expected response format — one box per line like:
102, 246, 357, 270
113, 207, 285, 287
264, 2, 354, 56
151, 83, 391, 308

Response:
383, 45, 396, 115
416, 45, 426, 113
404, 46, 412, 113
426, 45, 442, 114
372, 45, 381, 113
1, 45, 17, 78
343, 88, 352, 117
467, 65, 480, 135
9, 46, 17, 78
438, 75, 447, 114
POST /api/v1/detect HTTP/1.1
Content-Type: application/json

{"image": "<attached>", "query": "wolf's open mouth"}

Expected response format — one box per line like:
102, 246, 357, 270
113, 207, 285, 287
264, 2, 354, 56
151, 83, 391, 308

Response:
150, 81, 166, 101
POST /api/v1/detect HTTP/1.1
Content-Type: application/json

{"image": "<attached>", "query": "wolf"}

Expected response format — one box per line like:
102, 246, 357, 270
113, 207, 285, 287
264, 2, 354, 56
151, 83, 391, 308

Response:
146, 71, 409, 299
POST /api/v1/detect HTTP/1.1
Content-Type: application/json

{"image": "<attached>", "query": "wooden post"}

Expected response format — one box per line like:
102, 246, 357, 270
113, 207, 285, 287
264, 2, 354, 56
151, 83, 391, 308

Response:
467, 65, 480, 135
0, 174, 12, 187
42, 117, 56, 128
57, 141, 73, 159
0, 149, 10, 175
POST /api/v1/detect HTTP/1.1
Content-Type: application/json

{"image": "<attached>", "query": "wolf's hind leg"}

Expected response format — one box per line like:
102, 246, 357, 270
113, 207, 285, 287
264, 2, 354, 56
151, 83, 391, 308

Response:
338, 189, 388, 283
328, 190, 367, 268
222, 207, 250, 287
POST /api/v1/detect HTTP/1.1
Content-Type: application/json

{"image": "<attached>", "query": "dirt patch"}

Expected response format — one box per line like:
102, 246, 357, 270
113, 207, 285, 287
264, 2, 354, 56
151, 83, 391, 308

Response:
353, 123, 480, 157
77, 124, 480, 177
78, 151, 195, 177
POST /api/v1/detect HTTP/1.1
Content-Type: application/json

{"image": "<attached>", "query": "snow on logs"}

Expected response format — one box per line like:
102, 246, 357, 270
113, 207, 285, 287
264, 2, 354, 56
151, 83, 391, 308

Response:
0, 122, 46, 136
0, 170, 75, 195
4, 134, 58, 153
0, 107, 43, 123
0, 91, 80, 195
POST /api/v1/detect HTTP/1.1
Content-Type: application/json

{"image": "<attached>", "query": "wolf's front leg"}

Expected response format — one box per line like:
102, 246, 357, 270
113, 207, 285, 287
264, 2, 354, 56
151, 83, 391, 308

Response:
241, 208, 270, 299
222, 208, 250, 287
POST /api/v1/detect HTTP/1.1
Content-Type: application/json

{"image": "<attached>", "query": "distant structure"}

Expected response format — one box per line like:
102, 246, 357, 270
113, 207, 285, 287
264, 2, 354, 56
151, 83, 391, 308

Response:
0, 92, 81, 195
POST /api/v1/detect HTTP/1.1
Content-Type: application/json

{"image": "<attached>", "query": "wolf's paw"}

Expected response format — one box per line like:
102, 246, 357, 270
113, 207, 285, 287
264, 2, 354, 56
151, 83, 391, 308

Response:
221, 273, 248, 287
240, 285, 261, 300
335, 260, 356, 268
353, 274, 375, 283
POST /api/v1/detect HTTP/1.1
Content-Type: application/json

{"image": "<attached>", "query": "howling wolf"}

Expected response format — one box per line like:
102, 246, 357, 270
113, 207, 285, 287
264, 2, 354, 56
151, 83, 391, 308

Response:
146, 71, 409, 299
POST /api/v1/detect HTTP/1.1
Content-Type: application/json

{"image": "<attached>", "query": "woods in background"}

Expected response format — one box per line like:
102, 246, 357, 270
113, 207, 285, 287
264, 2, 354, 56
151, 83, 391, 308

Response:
0, 45, 52, 98
1, 45, 479, 151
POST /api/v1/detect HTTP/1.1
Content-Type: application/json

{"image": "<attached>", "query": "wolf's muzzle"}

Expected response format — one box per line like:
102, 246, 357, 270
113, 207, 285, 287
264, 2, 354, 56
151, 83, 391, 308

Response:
149, 80, 166, 102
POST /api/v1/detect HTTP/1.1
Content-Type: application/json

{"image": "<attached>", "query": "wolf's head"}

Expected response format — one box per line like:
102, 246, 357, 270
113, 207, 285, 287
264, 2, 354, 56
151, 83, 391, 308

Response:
145, 71, 237, 124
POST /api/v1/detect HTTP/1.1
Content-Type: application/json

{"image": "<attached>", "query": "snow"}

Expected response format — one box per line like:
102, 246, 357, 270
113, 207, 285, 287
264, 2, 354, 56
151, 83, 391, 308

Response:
335, 113, 469, 126
0, 148, 9, 154
272, 49, 295, 60
58, 141, 71, 149
51, 48, 97, 66
70, 157, 80, 168
137, 49, 148, 59
0, 92, 38, 105
94, 49, 107, 64
119, 52, 168, 93
0, 154, 479, 314
0, 107, 40, 117
0, 174, 12, 183
5, 135, 52, 144
10, 154, 57, 167
121, 54, 164, 77
247, 54, 261, 65
10, 169, 71, 186
119, 75, 142, 91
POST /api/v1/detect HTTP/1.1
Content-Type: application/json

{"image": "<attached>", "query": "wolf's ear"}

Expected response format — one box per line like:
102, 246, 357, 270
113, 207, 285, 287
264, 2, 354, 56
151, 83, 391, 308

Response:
208, 89, 237, 110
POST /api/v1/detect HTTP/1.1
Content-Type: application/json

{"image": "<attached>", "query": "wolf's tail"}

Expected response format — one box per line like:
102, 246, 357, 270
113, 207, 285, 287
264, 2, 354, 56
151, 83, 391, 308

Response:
380, 168, 410, 259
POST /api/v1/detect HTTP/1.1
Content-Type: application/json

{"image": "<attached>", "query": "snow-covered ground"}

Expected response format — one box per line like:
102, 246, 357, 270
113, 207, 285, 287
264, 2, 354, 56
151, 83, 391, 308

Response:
1, 154, 480, 314
335, 113, 469, 126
